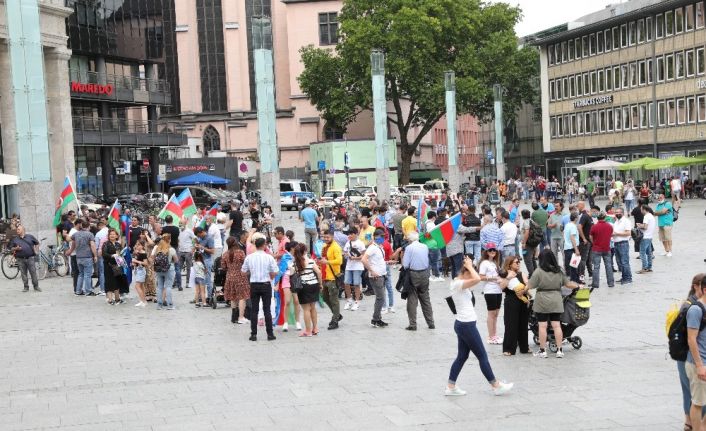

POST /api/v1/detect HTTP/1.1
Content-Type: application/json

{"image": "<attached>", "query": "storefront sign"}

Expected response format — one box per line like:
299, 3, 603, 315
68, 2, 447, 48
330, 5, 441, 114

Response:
70, 81, 114, 96
697, 79, 706, 90
564, 157, 584, 166
169, 164, 210, 173
573, 95, 613, 109
610, 155, 629, 162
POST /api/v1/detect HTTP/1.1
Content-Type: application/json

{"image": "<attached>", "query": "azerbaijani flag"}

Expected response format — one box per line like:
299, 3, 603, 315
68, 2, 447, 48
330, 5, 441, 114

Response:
177, 188, 197, 217
158, 194, 184, 220
53, 176, 77, 226
416, 197, 430, 232
196, 203, 220, 229
421, 213, 462, 251
107, 200, 121, 233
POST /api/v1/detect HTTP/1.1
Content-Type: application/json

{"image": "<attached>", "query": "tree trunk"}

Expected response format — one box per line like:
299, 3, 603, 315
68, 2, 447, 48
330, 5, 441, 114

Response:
398, 143, 413, 185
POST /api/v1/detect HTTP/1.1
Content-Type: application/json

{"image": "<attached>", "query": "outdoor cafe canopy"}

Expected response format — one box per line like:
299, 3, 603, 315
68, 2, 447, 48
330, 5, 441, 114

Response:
576, 159, 625, 171
617, 157, 660, 171
643, 155, 706, 170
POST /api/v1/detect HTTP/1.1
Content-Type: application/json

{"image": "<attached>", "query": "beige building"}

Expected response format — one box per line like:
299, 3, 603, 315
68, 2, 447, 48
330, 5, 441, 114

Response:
172, 0, 434, 180
536, 0, 706, 180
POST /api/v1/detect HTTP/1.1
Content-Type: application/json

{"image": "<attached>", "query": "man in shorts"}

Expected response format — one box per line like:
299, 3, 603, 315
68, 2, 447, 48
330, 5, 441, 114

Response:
343, 227, 365, 311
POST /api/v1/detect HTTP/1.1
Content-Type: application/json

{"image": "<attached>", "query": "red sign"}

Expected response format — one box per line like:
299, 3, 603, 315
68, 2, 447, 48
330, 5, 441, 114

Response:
143, 159, 149, 167
71, 81, 114, 96
171, 165, 209, 172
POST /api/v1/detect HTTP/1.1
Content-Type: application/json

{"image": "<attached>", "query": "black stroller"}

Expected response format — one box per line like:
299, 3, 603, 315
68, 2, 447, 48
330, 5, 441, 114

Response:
209, 256, 229, 309
528, 287, 591, 352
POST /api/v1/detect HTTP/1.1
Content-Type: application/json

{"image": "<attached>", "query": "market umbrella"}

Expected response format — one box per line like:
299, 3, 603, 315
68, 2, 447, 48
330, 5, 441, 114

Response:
644, 156, 705, 170
617, 157, 660, 171
576, 159, 625, 171
168, 172, 230, 186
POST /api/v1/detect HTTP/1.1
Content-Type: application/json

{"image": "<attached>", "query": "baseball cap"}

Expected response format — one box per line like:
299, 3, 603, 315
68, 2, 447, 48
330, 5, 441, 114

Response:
484, 242, 498, 251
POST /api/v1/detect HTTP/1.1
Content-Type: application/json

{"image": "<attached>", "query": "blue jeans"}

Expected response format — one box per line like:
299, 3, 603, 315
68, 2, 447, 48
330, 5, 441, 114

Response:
385, 265, 394, 308
156, 268, 175, 306
204, 258, 213, 296
96, 257, 105, 293
428, 249, 441, 277
614, 241, 631, 282
449, 253, 464, 279
174, 258, 182, 288
464, 240, 482, 265
639, 238, 653, 270
591, 251, 614, 287
449, 320, 496, 384
76, 257, 94, 295
625, 199, 635, 214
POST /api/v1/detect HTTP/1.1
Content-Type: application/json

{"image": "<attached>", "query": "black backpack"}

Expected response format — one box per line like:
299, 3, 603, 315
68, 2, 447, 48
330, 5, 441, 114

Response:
526, 220, 544, 247
668, 297, 706, 361
154, 251, 170, 273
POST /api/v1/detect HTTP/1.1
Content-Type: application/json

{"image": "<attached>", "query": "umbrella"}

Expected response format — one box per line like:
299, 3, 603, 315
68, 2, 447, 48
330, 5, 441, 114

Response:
168, 172, 230, 186
617, 157, 660, 171
576, 159, 625, 171
644, 156, 705, 170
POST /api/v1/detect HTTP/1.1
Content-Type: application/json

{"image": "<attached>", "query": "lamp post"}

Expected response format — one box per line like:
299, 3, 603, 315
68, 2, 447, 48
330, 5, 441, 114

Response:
445, 71, 460, 192
493, 84, 506, 181
371, 49, 390, 204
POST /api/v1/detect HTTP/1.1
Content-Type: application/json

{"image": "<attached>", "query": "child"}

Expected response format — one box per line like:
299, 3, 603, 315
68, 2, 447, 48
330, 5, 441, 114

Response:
132, 241, 148, 307
193, 252, 207, 307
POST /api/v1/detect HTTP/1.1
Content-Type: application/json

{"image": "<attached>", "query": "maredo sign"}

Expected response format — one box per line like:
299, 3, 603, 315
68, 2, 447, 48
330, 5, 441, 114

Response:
71, 81, 114, 96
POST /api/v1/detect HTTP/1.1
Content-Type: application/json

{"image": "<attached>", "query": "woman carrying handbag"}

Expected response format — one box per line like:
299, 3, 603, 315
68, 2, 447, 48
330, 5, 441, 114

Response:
291, 243, 323, 337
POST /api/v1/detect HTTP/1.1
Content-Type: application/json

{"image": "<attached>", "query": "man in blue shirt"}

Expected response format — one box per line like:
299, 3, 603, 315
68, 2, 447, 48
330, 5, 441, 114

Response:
654, 193, 674, 257
300, 201, 320, 252
686, 276, 706, 429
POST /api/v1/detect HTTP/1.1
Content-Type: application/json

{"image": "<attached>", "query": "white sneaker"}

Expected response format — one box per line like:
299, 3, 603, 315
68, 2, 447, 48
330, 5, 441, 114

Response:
556, 349, 564, 358
667, 252, 673, 257
237, 318, 249, 324
493, 381, 514, 396
381, 307, 389, 314
295, 322, 302, 330
388, 306, 396, 313
134, 301, 145, 307
436, 277, 445, 282
351, 301, 360, 311
533, 350, 548, 358
445, 386, 467, 396
97, 291, 105, 296
282, 322, 289, 332
344, 301, 352, 310
430, 276, 438, 282
660, 251, 668, 256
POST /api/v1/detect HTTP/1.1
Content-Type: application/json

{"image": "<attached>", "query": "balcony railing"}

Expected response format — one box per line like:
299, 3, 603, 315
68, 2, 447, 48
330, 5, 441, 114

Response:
72, 116, 187, 147
69, 69, 171, 104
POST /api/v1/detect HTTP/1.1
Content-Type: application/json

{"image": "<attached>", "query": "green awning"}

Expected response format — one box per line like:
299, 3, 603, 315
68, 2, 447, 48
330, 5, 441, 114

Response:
617, 157, 660, 171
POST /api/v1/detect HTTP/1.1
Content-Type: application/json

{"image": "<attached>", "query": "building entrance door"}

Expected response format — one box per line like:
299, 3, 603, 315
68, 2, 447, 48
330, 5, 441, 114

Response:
561, 167, 577, 184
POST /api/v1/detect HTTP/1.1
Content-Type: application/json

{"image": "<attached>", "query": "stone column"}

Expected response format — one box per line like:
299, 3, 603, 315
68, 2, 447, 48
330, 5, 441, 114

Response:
149, 146, 160, 193
493, 84, 505, 182
0, 42, 18, 177
101, 147, 113, 198
445, 71, 460, 193
371, 49, 390, 204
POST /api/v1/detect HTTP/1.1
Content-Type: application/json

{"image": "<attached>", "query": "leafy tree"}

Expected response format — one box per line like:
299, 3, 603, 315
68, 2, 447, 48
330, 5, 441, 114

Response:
298, 0, 539, 184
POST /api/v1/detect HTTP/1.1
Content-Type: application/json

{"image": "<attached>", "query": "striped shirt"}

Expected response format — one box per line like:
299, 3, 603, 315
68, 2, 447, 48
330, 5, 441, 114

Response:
241, 250, 278, 283
480, 223, 505, 250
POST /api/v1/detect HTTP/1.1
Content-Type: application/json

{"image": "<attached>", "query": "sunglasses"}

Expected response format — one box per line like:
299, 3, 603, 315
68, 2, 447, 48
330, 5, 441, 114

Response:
487, 249, 497, 253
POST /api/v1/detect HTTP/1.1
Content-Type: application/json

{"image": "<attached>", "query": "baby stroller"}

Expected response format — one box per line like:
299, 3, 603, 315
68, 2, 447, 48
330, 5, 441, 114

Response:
488, 190, 501, 206
209, 256, 229, 309
529, 287, 591, 352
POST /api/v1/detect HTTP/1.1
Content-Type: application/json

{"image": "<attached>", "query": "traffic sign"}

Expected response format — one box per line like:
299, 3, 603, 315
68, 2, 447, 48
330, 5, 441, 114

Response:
143, 159, 149, 167
486, 150, 493, 160
318, 160, 326, 170
329, 167, 336, 175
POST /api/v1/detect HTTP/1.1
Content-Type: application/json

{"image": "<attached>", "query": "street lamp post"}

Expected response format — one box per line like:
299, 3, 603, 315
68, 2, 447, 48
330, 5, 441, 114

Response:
371, 49, 390, 204
493, 84, 506, 182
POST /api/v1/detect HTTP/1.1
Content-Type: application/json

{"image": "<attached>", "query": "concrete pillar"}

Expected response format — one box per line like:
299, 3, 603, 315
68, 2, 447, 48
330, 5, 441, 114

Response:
445, 71, 460, 193
253, 17, 281, 218
371, 49, 390, 204
149, 147, 160, 193
101, 147, 113, 198
96, 56, 107, 84
493, 84, 505, 182
0, 42, 18, 178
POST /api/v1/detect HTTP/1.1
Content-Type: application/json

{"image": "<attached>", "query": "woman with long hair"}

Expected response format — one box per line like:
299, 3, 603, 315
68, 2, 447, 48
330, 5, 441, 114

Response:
445, 255, 513, 397
292, 242, 322, 337
222, 236, 251, 324
499, 256, 530, 355
528, 249, 579, 358
479, 245, 503, 344
102, 228, 127, 305
131, 240, 148, 307
152, 233, 178, 310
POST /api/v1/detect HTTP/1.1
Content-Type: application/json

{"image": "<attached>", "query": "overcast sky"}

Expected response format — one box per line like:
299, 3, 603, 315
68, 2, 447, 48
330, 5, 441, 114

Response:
496, 0, 620, 37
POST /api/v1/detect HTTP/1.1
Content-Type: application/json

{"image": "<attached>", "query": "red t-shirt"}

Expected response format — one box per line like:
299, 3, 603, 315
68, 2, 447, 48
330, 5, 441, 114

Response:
590, 221, 613, 253
382, 240, 392, 260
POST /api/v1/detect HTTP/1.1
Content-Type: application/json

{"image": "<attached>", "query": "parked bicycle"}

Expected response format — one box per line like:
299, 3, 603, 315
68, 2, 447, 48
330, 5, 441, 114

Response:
36, 239, 69, 280
1, 248, 19, 279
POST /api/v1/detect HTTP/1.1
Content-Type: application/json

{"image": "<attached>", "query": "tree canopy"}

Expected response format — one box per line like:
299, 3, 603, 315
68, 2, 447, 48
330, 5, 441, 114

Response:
298, 0, 539, 184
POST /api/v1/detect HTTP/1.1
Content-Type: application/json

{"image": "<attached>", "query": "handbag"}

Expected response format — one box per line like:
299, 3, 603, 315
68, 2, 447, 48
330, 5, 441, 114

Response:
289, 270, 304, 294
631, 227, 643, 242
327, 263, 344, 290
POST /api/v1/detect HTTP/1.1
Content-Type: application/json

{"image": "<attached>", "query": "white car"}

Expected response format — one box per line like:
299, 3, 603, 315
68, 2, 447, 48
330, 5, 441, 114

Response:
144, 192, 169, 203
320, 190, 365, 207
77, 193, 103, 212
354, 186, 377, 199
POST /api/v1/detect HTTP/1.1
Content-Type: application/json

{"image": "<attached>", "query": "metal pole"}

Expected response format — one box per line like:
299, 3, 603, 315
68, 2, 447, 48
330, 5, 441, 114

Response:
253, 17, 281, 217
371, 50, 391, 204
344, 150, 351, 204
493, 84, 506, 181
445, 71, 460, 193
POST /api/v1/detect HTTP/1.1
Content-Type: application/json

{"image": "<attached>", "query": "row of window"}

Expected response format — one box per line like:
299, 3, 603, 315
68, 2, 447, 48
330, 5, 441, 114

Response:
548, 2, 705, 67
550, 94, 706, 138
550, 47, 706, 102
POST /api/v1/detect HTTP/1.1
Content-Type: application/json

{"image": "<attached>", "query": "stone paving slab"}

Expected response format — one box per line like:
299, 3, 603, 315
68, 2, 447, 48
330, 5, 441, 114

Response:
1, 201, 705, 430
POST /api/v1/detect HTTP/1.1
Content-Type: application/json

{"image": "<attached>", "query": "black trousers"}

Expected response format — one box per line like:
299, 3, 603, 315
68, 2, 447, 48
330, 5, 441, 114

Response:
502, 294, 529, 354
70, 255, 78, 291
249, 282, 274, 336
578, 242, 592, 277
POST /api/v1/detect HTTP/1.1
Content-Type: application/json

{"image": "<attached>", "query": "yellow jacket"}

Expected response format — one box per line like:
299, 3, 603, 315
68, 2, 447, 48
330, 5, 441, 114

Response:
322, 241, 342, 281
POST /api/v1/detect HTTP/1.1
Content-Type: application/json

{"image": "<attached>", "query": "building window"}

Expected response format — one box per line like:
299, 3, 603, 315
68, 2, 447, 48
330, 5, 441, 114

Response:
621, 64, 629, 88
570, 114, 577, 136
698, 95, 706, 122
562, 41, 568, 63
319, 12, 339, 45
637, 19, 645, 43
202, 125, 221, 154
589, 33, 596, 55
612, 27, 620, 50
549, 80, 555, 101
614, 107, 622, 131
575, 37, 581, 59
584, 112, 591, 135
647, 59, 653, 84
631, 105, 639, 129
623, 106, 631, 130
688, 96, 696, 123
557, 78, 562, 99
598, 69, 605, 92
576, 74, 583, 96
591, 71, 597, 94
613, 66, 621, 89
686, 4, 695, 31
569, 76, 576, 98
568, 39, 574, 61
656, 13, 665, 38
657, 56, 665, 82
677, 98, 686, 124
648, 102, 654, 127
591, 111, 598, 133
676, 51, 685, 79
666, 10, 674, 35
639, 103, 647, 128
197, 0, 228, 113
577, 113, 584, 135
666, 54, 675, 80
557, 116, 563, 137
599, 110, 606, 132
605, 29, 612, 52
698, 48, 705, 75
549, 46, 555, 65
606, 67, 613, 91
687, 49, 695, 77
630, 62, 638, 87
582, 35, 589, 57
667, 99, 676, 125
676, 8, 684, 34
658, 101, 666, 126
607, 108, 614, 132
628, 21, 636, 45
563, 78, 569, 99
550, 117, 556, 138
639, 60, 646, 85
646, 16, 653, 40
597, 31, 604, 54
697, 2, 705, 28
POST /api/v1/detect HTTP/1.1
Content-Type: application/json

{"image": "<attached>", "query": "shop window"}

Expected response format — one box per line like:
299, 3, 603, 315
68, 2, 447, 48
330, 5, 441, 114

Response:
676, 8, 684, 34
606, 67, 613, 91
677, 98, 687, 124
687, 49, 695, 77
656, 13, 665, 38
569, 76, 576, 98
637, 19, 645, 43
582, 35, 589, 57
646, 17, 653, 41
631, 105, 639, 129
630, 62, 638, 87
698, 96, 706, 122
667, 99, 676, 125
697, 2, 705, 28
598, 69, 605, 93
607, 108, 614, 132
666, 10, 674, 36
605, 29, 612, 52
623, 106, 631, 130
597, 31, 604, 54
639, 60, 646, 85
568, 39, 574, 61
614, 107, 622, 131
686, 4, 695, 31
629, 21, 636, 45
666, 54, 674, 80
676, 51, 685, 79
613, 66, 621, 89
657, 56, 665, 82
658, 101, 666, 126
688, 97, 696, 123
620, 24, 628, 48
612, 27, 620, 50
639, 103, 647, 129
698, 48, 705, 75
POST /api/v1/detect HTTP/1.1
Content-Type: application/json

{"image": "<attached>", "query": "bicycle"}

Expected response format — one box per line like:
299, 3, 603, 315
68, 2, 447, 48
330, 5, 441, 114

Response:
36, 239, 69, 280
1, 249, 19, 279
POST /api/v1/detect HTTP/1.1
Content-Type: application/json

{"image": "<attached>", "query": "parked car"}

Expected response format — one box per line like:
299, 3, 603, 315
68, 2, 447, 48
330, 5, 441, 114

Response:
320, 190, 365, 208
404, 184, 425, 193
77, 193, 103, 211
280, 180, 315, 210
353, 185, 377, 199
169, 186, 229, 210
144, 192, 168, 203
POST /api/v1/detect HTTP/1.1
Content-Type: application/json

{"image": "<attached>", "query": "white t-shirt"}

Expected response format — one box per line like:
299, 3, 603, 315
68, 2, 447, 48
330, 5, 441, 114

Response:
612, 217, 632, 243
449, 279, 477, 323
671, 178, 682, 192
425, 219, 436, 233
364, 243, 386, 275
208, 223, 223, 249
501, 221, 518, 247
642, 213, 657, 239
479, 260, 501, 294
344, 239, 366, 271
68, 228, 77, 256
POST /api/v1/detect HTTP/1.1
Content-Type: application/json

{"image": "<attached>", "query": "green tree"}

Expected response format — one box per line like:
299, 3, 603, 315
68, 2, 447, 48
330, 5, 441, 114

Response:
298, 0, 538, 184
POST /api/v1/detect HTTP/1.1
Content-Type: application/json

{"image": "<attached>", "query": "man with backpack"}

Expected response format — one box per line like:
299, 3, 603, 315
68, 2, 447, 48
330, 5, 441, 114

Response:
685, 274, 706, 431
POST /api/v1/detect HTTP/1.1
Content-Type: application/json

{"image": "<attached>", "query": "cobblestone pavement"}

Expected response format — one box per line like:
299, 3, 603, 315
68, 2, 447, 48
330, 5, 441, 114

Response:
2, 201, 705, 430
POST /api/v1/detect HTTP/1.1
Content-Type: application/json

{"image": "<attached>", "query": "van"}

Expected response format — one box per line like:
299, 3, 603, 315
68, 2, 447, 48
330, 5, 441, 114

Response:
280, 180, 315, 210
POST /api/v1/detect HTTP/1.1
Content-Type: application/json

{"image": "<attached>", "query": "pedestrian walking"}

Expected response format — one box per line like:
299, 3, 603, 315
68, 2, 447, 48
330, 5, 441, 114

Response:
177, 221, 196, 291
194, 227, 215, 300
241, 236, 279, 341
499, 256, 530, 355
636, 206, 657, 274
131, 241, 148, 307
152, 233, 178, 310
300, 201, 320, 252
342, 227, 365, 311
402, 232, 435, 331
589, 211, 615, 289
10, 225, 41, 292
102, 228, 127, 305
576, 201, 594, 282
318, 230, 343, 330
685, 275, 706, 431
655, 194, 675, 257
563, 213, 581, 283
362, 228, 389, 328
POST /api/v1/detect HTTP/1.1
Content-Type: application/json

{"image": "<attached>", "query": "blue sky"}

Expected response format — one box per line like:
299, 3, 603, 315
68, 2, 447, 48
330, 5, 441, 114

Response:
496, 0, 617, 37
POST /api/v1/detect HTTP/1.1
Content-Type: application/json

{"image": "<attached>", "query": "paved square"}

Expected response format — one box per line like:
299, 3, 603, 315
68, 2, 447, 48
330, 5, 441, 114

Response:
1, 202, 702, 430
